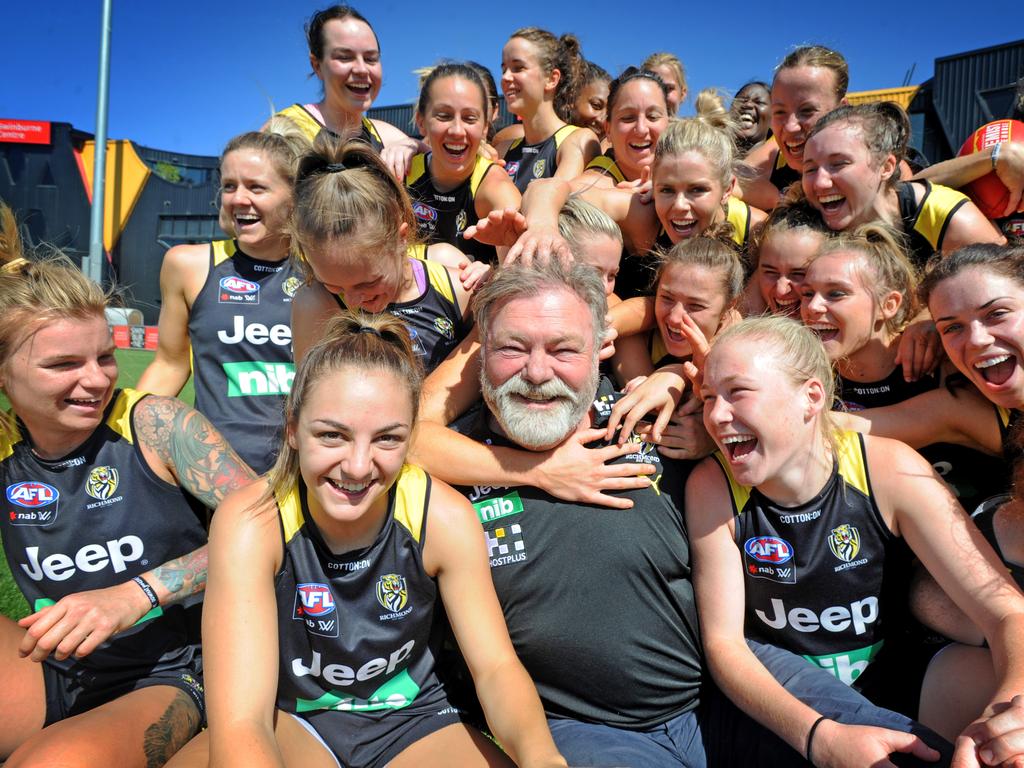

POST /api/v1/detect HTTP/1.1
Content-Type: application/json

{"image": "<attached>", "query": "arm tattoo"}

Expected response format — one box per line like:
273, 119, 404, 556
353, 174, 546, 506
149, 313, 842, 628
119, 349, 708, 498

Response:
151, 546, 208, 601
134, 396, 255, 508
143, 689, 201, 768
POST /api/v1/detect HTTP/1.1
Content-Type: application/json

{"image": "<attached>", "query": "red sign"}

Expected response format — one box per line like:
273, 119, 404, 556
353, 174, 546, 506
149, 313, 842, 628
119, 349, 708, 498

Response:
110, 325, 159, 350
0, 119, 52, 145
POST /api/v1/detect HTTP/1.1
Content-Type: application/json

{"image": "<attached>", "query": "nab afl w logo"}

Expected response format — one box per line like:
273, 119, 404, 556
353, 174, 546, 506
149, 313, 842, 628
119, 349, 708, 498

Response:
85, 466, 119, 500
376, 574, 408, 613
828, 524, 861, 563
293, 582, 339, 637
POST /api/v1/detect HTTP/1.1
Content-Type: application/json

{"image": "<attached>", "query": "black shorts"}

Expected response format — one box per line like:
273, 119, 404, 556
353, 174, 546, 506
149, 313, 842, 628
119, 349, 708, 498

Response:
42, 643, 205, 727
291, 694, 466, 768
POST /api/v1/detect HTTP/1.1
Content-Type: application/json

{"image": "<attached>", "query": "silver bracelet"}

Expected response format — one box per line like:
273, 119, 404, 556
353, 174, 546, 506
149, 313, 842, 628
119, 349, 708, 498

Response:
993, 142, 1003, 171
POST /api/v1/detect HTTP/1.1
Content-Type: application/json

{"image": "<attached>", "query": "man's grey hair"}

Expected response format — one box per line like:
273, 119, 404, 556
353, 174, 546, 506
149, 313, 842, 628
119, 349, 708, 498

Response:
472, 260, 608, 353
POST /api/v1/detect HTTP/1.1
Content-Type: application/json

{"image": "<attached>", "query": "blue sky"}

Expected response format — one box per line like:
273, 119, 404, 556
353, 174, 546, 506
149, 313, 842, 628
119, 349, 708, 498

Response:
6, 1, 1020, 157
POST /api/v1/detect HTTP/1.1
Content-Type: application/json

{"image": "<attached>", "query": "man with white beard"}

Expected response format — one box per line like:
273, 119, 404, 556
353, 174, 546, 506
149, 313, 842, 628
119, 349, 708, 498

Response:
442, 260, 955, 768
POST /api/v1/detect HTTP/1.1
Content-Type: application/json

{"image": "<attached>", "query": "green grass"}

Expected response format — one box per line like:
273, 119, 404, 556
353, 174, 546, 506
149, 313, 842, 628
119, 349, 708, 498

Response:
1, 350, 194, 620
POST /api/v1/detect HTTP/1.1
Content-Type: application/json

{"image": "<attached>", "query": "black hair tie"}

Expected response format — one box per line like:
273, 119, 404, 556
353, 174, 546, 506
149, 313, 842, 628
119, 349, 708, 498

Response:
324, 162, 347, 173
358, 325, 381, 336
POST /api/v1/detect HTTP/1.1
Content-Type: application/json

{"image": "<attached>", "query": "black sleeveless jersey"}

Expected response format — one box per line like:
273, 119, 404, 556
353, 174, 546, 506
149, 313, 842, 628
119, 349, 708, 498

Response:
504, 125, 577, 193
405, 153, 499, 264
276, 104, 385, 153
188, 240, 298, 474
769, 146, 800, 194
652, 197, 755, 254
970, 494, 1024, 589
332, 250, 468, 372
716, 430, 902, 687
0, 390, 207, 674
836, 369, 1010, 514
274, 465, 450, 718
896, 180, 968, 268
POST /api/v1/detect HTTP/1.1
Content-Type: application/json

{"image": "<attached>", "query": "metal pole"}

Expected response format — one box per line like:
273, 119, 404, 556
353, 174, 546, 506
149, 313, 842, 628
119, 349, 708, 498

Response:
86, 0, 113, 283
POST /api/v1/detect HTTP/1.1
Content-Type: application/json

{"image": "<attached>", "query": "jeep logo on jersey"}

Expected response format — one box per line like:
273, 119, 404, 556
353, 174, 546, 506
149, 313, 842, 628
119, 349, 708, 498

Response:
218, 276, 260, 304
756, 596, 879, 636
744, 536, 793, 564
376, 574, 408, 613
291, 640, 415, 687
7, 481, 58, 508
413, 202, 437, 224
293, 582, 340, 637
20, 535, 144, 582
828, 524, 861, 563
85, 466, 119, 500
217, 316, 291, 346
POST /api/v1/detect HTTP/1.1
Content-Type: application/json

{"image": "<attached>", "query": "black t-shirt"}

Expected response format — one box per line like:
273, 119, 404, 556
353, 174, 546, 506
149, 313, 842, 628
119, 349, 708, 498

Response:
450, 379, 703, 729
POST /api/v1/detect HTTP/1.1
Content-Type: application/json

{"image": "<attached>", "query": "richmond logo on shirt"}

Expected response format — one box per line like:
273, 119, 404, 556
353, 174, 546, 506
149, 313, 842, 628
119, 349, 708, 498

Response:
86, 466, 119, 500
376, 574, 412, 621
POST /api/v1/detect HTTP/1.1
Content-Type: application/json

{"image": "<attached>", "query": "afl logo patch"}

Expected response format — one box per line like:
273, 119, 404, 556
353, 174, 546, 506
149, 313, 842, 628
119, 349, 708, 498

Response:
376, 573, 408, 613
294, 583, 336, 618
218, 276, 260, 304
828, 524, 861, 563
85, 466, 119, 500
7, 481, 59, 508
532, 158, 546, 178
282, 276, 301, 298
744, 536, 793, 564
413, 202, 438, 223
505, 160, 520, 178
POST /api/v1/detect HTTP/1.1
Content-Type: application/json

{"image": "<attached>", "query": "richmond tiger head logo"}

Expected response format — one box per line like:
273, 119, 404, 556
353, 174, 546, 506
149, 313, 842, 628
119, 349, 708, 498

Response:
376, 573, 408, 613
85, 466, 120, 501
828, 523, 861, 563
455, 209, 468, 234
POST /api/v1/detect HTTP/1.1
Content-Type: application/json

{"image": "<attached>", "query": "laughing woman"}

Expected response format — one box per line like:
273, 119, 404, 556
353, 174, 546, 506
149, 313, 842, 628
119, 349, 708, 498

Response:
497, 27, 600, 192
169, 312, 565, 768
138, 122, 305, 474
406, 63, 521, 265
0, 206, 253, 767
686, 315, 1024, 767
801, 102, 1004, 268
276, 5, 421, 178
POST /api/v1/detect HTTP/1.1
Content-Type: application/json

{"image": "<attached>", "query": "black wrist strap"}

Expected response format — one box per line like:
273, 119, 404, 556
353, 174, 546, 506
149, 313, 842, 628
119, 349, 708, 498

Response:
132, 575, 159, 609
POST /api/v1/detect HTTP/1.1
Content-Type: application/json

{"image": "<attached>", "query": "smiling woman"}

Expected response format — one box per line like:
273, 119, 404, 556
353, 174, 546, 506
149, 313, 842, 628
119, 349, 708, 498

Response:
169, 311, 566, 768
0, 203, 253, 767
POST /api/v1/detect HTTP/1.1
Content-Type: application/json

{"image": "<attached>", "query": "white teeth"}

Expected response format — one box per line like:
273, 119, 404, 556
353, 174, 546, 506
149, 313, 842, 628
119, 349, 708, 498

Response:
629, 142, 652, 150
976, 355, 1011, 369
328, 478, 369, 492
67, 398, 100, 405
809, 323, 839, 332
738, 114, 755, 126
722, 434, 755, 445
235, 215, 260, 224
818, 194, 844, 204
443, 143, 467, 152
775, 298, 799, 306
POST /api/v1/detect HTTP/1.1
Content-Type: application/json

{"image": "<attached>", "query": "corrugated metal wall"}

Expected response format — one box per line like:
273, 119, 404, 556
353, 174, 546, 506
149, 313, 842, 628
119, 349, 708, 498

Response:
931, 39, 1024, 156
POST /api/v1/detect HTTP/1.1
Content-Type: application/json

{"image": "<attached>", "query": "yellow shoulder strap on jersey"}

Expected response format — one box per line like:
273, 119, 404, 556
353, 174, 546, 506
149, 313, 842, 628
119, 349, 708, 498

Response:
362, 115, 383, 145
277, 484, 305, 544
835, 429, 870, 496
423, 258, 456, 305
393, 464, 428, 543
725, 197, 750, 246
211, 239, 237, 267
711, 452, 752, 516
469, 154, 494, 197
774, 139, 788, 171
649, 333, 668, 366
278, 105, 323, 143
587, 154, 625, 184
0, 412, 24, 462
107, 389, 148, 443
999, 406, 1013, 430
553, 124, 578, 147
914, 182, 969, 249
406, 153, 428, 186
407, 243, 428, 262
